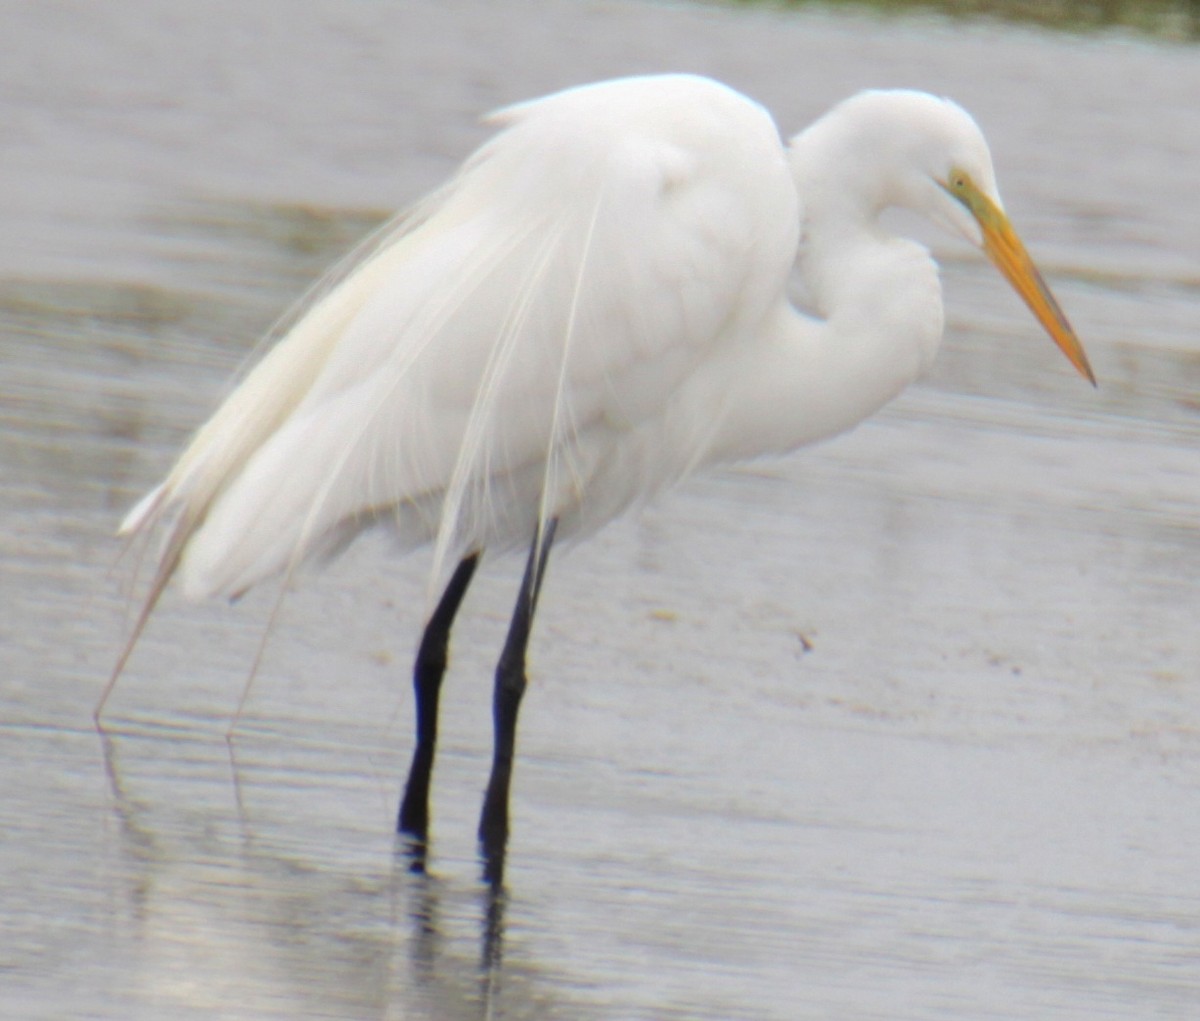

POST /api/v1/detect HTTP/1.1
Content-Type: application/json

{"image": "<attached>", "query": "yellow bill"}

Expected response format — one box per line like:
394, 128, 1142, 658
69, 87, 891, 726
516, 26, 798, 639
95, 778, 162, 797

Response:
943, 173, 1096, 386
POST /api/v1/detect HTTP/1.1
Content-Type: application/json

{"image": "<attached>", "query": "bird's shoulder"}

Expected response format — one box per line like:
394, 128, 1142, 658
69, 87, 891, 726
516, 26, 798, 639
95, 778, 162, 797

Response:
475, 74, 791, 211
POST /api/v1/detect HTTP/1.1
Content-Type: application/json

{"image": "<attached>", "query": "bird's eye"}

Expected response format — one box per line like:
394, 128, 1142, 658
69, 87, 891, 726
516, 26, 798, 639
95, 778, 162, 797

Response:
939, 170, 975, 211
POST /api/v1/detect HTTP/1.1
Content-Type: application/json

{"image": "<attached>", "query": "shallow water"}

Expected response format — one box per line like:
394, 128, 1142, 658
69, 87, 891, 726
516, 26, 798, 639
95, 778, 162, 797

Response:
3, 1, 1199, 1018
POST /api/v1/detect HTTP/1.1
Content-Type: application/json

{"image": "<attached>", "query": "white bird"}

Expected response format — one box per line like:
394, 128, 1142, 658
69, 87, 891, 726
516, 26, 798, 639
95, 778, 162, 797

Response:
107, 74, 1094, 874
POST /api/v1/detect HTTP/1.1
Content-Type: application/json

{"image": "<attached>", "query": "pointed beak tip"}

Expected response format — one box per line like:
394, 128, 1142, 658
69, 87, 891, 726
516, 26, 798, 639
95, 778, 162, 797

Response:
1065, 340, 1097, 388
1062, 343, 1096, 389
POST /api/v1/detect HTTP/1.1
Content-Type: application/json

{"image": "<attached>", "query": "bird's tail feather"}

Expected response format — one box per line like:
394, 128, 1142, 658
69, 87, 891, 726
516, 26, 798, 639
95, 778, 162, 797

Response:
105, 193, 453, 693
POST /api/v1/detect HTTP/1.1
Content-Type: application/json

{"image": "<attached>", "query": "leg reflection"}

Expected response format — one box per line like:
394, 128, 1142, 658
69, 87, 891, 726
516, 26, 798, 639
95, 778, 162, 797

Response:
390, 841, 513, 1019
482, 881, 507, 973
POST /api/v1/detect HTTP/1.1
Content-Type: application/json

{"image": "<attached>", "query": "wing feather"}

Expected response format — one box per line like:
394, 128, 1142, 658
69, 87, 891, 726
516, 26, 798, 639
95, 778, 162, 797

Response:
122, 74, 797, 607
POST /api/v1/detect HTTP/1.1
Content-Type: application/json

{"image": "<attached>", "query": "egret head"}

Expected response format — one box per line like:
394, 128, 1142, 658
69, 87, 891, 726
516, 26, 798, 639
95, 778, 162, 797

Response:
801, 90, 1095, 385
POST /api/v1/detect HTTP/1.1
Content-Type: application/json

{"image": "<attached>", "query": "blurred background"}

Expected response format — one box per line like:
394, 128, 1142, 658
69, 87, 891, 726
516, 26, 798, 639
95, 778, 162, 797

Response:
3, 2, 1198, 1019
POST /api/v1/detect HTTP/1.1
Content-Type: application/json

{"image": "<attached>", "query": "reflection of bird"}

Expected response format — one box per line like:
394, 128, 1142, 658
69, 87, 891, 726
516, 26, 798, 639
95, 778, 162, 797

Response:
109, 74, 1094, 870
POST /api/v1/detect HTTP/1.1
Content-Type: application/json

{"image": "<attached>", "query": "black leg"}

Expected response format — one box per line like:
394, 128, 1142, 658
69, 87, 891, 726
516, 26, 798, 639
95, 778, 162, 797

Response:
398, 552, 481, 840
479, 518, 557, 882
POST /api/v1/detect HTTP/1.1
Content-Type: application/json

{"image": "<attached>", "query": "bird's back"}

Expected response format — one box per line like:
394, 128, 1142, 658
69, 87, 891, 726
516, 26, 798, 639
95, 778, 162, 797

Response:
124, 75, 799, 600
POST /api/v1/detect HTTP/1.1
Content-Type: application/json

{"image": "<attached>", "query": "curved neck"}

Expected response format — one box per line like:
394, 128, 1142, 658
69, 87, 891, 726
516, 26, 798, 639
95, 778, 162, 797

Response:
687, 111, 956, 470
802, 216, 944, 399
704, 226, 944, 467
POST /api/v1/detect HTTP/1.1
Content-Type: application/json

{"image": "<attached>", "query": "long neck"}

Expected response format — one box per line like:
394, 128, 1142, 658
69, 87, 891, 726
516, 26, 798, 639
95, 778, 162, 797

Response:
800, 213, 945, 421
704, 216, 944, 467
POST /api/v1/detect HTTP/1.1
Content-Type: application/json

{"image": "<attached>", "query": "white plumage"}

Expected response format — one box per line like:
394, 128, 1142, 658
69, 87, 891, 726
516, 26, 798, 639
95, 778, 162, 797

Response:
108, 74, 1095, 863
115, 72, 1092, 666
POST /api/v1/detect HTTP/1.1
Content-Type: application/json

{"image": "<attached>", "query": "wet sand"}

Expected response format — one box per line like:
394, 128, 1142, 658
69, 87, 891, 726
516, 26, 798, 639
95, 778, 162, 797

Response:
3, 1, 1199, 1017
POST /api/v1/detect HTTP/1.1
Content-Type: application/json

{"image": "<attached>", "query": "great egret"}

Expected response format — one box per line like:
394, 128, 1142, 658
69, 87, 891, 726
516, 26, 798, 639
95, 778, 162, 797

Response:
109, 74, 1094, 869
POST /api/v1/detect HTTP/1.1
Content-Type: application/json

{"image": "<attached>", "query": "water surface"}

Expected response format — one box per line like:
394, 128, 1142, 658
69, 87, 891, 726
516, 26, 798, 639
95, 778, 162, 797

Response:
3, 1, 1199, 1018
